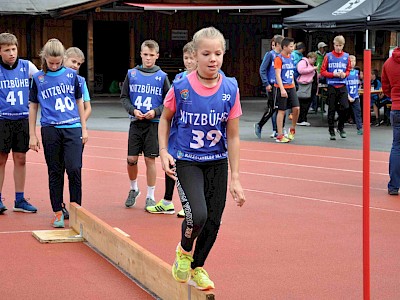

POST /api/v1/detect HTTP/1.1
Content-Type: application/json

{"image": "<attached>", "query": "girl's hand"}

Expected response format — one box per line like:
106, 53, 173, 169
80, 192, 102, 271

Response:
29, 136, 40, 152
229, 179, 246, 207
81, 128, 88, 144
280, 89, 288, 98
160, 148, 176, 180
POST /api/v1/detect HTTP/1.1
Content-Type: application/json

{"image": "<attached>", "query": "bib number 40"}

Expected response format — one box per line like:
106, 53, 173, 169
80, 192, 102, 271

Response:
55, 96, 75, 112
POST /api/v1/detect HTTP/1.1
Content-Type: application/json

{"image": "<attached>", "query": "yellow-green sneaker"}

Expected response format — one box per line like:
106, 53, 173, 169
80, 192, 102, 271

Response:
287, 128, 296, 141
172, 243, 193, 283
177, 209, 185, 218
146, 199, 175, 214
189, 267, 215, 290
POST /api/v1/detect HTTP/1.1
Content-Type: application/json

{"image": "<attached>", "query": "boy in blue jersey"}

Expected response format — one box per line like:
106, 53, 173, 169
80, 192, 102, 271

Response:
120, 40, 171, 210
321, 35, 351, 140
346, 55, 363, 135
29, 38, 88, 228
255, 35, 284, 139
60, 46, 92, 219
274, 37, 300, 143
146, 41, 196, 217
0, 33, 38, 214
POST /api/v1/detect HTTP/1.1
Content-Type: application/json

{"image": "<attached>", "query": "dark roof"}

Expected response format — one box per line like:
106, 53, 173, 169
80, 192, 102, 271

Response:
284, 0, 400, 31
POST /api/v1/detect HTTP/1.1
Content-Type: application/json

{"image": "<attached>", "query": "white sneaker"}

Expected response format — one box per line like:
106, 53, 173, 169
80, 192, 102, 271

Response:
270, 131, 277, 138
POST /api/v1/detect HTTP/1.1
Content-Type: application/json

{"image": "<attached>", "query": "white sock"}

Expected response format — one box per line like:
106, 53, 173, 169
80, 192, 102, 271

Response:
147, 186, 155, 199
130, 180, 138, 191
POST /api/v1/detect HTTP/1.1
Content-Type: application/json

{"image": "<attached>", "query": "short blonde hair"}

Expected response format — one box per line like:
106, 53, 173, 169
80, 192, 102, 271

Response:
0, 32, 18, 47
307, 52, 317, 59
192, 27, 226, 53
349, 55, 356, 61
65, 47, 85, 61
141, 40, 159, 53
183, 41, 194, 55
40, 38, 65, 73
333, 35, 345, 45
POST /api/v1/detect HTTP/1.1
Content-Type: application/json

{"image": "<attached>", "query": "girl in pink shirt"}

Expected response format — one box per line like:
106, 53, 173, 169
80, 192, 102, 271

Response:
159, 27, 245, 290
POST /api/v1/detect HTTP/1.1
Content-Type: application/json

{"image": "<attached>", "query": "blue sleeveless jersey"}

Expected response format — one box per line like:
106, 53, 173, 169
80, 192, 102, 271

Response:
174, 71, 188, 83
169, 76, 238, 162
128, 68, 166, 121
0, 59, 30, 120
277, 54, 295, 85
32, 68, 80, 126
346, 69, 360, 99
326, 52, 349, 85
267, 50, 278, 84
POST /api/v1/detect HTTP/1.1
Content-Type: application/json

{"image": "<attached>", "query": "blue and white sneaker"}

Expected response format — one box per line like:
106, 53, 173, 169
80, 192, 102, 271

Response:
13, 198, 37, 213
254, 123, 261, 139
0, 199, 7, 214
51, 212, 64, 228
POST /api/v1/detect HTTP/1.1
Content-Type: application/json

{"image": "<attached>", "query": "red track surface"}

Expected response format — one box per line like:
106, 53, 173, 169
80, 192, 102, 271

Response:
1, 129, 399, 299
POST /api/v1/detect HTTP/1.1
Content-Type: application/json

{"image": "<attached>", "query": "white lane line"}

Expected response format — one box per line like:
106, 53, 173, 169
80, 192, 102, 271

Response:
244, 188, 400, 214
0, 230, 33, 234
241, 159, 388, 175
241, 147, 388, 163
241, 171, 387, 191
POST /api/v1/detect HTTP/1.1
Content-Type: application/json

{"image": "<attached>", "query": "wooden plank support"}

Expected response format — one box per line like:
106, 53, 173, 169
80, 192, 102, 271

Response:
32, 229, 84, 244
69, 203, 215, 300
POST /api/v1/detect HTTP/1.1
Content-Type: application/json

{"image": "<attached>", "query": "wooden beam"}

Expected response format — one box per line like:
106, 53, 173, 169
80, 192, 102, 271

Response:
69, 203, 215, 300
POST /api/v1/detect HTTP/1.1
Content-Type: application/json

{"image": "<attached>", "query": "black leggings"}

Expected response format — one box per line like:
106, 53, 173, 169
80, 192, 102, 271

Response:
176, 158, 228, 269
258, 88, 276, 129
41, 127, 83, 212
164, 173, 175, 200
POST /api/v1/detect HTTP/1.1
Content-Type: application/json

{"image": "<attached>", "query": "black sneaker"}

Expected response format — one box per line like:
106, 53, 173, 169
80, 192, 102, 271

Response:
388, 189, 399, 196
125, 189, 140, 207
61, 203, 69, 220
338, 129, 347, 138
0, 198, 7, 214
330, 132, 336, 140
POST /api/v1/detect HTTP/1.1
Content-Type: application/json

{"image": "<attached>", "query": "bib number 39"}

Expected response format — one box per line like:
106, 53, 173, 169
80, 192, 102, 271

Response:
190, 129, 222, 149
55, 97, 75, 112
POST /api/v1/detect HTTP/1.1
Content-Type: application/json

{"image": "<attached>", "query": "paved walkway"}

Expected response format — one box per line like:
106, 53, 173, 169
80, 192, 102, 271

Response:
89, 95, 393, 152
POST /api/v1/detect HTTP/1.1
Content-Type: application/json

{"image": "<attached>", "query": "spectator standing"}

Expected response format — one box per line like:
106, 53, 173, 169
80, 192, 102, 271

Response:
296, 52, 318, 126
381, 46, 400, 195
255, 35, 284, 139
346, 55, 363, 135
320, 35, 351, 140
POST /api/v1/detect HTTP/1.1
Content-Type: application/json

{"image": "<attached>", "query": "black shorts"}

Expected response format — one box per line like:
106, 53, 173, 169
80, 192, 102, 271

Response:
0, 119, 29, 153
275, 87, 299, 111
128, 121, 159, 158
